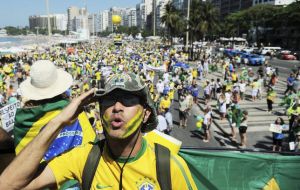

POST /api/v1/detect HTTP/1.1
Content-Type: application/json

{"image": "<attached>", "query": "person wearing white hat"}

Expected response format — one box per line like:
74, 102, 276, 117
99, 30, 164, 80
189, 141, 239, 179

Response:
20, 60, 73, 101
11, 59, 96, 163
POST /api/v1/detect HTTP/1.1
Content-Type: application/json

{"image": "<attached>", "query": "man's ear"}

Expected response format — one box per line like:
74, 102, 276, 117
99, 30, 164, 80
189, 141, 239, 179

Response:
143, 108, 151, 123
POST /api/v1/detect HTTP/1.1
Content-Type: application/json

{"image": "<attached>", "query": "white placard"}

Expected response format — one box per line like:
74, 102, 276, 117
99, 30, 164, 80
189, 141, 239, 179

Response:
0, 101, 21, 132
269, 124, 282, 133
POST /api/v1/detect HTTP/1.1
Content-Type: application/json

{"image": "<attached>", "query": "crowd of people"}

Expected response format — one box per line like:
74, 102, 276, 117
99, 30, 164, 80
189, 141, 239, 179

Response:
0, 39, 299, 152
0, 36, 298, 190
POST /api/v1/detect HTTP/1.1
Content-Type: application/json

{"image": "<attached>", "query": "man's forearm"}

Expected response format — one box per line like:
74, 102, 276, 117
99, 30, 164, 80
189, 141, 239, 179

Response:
0, 118, 64, 189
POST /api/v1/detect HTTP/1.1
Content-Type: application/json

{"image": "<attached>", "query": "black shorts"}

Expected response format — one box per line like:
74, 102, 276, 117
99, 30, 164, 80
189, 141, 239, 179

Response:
179, 111, 188, 120
272, 138, 283, 146
203, 124, 210, 131
239, 126, 248, 134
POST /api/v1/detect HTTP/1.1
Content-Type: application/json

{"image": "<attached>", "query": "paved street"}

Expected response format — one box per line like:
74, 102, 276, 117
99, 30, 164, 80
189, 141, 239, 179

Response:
170, 65, 293, 151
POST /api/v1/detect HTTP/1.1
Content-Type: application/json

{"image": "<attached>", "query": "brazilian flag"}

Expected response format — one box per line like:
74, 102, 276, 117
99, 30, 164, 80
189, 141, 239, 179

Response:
180, 149, 300, 190
13, 99, 96, 161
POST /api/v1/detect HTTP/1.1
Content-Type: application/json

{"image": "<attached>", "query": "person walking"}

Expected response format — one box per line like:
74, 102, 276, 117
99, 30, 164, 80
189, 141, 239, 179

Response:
239, 110, 248, 148
179, 92, 190, 128
202, 106, 212, 143
284, 73, 295, 95
266, 86, 277, 113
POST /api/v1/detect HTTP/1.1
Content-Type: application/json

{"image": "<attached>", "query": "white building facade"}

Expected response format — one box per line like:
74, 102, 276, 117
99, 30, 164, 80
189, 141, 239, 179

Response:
124, 8, 137, 27
99, 10, 109, 32
29, 14, 67, 31
156, 0, 171, 33
253, 0, 296, 6
67, 6, 80, 31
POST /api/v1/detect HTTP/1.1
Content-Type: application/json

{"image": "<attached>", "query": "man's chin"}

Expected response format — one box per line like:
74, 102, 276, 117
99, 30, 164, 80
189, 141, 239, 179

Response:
106, 129, 140, 140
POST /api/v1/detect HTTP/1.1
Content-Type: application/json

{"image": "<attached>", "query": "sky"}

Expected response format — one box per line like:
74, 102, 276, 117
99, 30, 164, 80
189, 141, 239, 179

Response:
0, 0, 140, 28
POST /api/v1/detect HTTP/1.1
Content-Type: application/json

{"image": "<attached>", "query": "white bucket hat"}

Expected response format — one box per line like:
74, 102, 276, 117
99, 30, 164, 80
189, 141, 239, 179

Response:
20, 60, 73, 100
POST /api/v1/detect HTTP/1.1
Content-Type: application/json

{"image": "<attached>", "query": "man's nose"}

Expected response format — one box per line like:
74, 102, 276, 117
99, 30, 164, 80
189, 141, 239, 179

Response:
112, 101, 124, 113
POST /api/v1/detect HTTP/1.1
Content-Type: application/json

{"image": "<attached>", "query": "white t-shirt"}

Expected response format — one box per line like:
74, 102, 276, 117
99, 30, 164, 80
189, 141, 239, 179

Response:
156, 82, 164, 94
157, 115, 168, 132
163, 73, 169, 84
239, 83, 246, 93
203, 112, 212, 125
225, 92, 231, 104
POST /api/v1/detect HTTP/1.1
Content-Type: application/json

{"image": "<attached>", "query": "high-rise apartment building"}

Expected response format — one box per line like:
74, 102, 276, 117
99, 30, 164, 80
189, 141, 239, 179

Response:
99, 10, 109, 32
124, 8, 137, 27
67, 6, 80, 31
88, 14, 97, 35
136, 0, 153, 30
155, 0, 171, 33
55, 14, 68, 31
29, 14, 67, 31
136, 3, 146, 29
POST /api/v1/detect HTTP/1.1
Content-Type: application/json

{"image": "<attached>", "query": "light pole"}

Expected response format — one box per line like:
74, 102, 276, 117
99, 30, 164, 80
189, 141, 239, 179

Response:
185, 0, 190, 52
153, 0, 156, 36
46, 0, 52, 38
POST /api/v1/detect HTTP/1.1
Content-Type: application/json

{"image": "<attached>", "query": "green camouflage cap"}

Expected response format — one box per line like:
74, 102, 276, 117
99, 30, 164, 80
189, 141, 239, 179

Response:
97, 72, 158, 132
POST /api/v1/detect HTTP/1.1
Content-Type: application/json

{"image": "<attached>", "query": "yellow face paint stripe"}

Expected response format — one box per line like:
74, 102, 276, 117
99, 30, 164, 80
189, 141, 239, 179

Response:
122, 108, 143, 138
102, 112, 111, 133
15, 110, 61, 154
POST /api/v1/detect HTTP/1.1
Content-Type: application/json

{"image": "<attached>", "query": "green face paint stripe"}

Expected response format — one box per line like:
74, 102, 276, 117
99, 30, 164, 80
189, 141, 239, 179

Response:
122, 114, 142, 138
124, 108, 143, 128
171, 155, 193, 190
122, 108, 143, 138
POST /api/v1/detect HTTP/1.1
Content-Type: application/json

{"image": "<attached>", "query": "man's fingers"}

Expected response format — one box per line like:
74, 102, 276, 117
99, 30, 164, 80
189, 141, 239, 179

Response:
78, 88, 96, 102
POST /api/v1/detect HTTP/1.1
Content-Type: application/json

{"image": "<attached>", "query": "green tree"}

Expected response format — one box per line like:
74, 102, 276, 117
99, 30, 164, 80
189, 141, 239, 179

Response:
188, 0, 219, 59
161, 2, 184, 45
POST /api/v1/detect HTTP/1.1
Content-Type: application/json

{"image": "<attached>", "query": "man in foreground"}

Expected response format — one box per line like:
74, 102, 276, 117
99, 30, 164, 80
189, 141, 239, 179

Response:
0, 72, 197, 190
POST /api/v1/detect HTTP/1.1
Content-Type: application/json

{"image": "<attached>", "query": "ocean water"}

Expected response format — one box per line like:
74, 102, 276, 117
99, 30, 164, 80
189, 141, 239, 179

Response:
0, 37, 22, 42
0, 36, 51, 49
0, 37, 24, 48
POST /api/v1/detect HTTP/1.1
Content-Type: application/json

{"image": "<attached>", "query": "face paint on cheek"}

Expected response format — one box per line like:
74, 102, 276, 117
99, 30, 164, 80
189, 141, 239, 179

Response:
121, 108, 144, 139
102, 112, 111, 133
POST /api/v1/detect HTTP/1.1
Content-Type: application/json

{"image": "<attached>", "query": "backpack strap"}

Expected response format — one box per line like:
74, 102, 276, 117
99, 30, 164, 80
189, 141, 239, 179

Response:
82, 139, 105, 190
155, 143, 171, 190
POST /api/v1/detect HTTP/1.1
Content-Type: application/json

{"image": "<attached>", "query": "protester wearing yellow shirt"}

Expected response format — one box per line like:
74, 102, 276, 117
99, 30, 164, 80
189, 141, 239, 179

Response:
192, 69, 198, 79
231, 71, 238, 83
159, 94, 171, 110
168, 89, 175, 101
82, 82, 90, 92
95, 71, 101, 81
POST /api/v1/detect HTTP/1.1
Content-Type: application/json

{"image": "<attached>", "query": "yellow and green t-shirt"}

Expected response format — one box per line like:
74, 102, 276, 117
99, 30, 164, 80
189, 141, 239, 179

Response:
48, 138, 197, 190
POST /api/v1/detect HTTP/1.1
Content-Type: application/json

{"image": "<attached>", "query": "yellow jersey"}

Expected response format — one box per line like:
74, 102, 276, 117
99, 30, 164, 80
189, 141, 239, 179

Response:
95, 72, 101, 81
48, 138, 197, 190
159, 98, 171, 110
83, 83, 90, 92
192, 70, 197, 78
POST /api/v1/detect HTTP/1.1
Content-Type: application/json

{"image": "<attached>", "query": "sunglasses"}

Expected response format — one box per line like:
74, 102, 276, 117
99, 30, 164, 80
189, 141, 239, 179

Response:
99, 93, 142, 109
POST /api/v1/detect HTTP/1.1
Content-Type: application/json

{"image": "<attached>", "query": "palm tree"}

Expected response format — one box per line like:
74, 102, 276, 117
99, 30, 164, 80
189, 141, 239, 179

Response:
188, 0, 219, 59
161, 2, 183, 45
